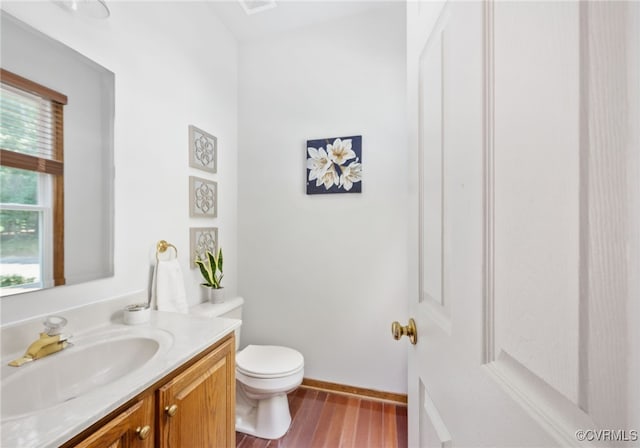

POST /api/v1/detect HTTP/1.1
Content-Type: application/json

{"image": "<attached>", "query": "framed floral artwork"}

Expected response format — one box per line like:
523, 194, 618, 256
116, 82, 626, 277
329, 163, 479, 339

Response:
190, 227, 218, 268
189, 176, 217, 217
189, 125, 217, 173
306, 135, 362, 194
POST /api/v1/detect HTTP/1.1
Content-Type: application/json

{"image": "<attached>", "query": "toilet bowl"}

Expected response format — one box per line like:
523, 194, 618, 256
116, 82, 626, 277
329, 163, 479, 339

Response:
235, 345, 304, 439
190, 298, 304, 440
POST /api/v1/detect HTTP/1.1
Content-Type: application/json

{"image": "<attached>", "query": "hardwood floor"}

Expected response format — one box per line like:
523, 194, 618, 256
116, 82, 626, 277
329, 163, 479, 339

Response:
236, 387, 408, 448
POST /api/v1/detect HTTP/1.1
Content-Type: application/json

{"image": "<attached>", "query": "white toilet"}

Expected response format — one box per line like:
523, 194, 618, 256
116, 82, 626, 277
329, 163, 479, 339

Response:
190, 297, 304, 440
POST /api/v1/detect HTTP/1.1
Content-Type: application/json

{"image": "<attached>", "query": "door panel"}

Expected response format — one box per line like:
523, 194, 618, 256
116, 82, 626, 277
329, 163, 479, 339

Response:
582, 2, 635, 431
419, 380, 452, 448
420, 9, 445, 311
492, 0, 581, 407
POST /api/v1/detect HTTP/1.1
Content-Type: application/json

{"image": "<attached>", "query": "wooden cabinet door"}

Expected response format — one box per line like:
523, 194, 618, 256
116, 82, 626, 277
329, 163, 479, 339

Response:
73, 395, 154, 448
157, 335, 235, 448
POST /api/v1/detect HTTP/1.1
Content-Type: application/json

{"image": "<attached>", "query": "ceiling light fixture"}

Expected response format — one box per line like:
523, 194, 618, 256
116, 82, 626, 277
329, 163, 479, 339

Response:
238, 0, 277, 16
54, 0, 110, 19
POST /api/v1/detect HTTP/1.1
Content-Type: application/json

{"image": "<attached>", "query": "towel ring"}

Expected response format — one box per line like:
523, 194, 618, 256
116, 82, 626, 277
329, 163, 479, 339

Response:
156, 240, 178, 261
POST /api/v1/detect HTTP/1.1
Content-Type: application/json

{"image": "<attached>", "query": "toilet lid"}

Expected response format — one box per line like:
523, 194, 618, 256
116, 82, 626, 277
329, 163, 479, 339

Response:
236, 345, 304, 378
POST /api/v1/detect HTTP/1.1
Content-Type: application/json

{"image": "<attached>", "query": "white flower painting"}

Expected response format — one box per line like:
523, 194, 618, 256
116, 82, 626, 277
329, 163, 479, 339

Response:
306, 135, 362, 194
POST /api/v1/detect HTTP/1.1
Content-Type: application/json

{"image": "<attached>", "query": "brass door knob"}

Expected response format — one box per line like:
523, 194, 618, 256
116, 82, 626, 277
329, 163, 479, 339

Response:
165, 404, 178, 417
135, 425, 151, 440
391, 318, 417, 345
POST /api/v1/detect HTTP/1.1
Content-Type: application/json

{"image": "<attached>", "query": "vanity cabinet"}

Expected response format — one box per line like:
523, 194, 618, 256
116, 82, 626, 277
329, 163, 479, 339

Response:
66, 333, 235, 448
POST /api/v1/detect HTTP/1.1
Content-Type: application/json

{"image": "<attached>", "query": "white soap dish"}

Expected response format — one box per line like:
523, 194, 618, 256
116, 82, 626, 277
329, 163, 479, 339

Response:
123, 303, 151, 325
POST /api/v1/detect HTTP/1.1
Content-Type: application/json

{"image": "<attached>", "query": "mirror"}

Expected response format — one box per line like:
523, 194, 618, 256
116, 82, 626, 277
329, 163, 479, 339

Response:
0, 12, 114, 296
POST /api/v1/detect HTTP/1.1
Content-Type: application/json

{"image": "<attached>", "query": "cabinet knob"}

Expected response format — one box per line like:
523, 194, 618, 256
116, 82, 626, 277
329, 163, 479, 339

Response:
165, 404, 178, 417
135, 425, 151, 440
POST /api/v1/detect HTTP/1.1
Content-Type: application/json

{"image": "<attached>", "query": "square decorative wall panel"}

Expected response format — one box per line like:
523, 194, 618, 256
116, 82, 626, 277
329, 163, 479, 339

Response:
190, 227, 218, 268
306, 135, 362, 194
189, 176, 217, 217
189, 125, 217, 173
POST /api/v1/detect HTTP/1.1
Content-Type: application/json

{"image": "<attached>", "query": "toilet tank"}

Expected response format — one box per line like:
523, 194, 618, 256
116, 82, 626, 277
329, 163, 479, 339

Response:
189, 296, 244, 350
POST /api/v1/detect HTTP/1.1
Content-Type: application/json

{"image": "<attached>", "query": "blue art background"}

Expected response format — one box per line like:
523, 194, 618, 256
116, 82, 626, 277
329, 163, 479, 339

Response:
306, 135, 362, 195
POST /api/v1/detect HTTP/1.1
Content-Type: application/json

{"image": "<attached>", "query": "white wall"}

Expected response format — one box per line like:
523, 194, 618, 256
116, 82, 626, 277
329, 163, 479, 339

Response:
238, 4, 408, 393
0, 1, 238, 325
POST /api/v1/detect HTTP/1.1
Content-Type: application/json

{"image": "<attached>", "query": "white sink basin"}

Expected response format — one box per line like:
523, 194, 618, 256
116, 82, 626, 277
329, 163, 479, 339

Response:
1, 327, 173, 420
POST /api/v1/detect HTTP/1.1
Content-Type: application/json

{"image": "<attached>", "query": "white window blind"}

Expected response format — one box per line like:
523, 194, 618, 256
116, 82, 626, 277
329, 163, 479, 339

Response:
0, 69, 66, 175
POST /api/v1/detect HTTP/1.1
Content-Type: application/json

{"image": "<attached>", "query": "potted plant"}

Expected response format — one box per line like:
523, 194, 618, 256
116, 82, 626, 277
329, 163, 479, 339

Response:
195, 248, 224, 303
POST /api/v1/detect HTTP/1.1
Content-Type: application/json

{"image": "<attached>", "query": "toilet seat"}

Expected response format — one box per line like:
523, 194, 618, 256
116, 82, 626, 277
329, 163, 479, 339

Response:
236, 345, 304, 379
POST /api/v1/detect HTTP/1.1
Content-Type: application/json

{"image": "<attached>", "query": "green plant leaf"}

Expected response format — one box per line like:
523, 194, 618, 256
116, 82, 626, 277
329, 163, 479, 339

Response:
195, 259, 213, 286
207, 250, 217, 273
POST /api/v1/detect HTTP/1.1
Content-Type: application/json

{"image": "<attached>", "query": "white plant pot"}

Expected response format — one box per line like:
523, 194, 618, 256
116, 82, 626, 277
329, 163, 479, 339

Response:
203, 287, 225, 304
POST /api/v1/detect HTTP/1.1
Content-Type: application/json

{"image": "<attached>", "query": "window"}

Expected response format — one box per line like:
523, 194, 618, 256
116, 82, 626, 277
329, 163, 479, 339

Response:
0, 69, 67, 295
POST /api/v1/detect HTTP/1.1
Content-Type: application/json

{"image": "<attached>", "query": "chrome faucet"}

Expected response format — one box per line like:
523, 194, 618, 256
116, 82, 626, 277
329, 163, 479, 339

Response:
8, 316, 72, 367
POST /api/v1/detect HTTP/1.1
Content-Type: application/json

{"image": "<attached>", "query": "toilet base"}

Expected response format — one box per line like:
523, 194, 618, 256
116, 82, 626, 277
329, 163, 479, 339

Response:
236, 388, 292, 439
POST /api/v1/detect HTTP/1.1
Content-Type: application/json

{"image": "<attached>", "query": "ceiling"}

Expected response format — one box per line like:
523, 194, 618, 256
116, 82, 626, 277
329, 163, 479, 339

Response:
207, 0, 400, 42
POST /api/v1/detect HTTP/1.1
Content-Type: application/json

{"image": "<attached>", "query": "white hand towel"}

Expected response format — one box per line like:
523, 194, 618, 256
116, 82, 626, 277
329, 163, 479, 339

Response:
151, 259, 188, 314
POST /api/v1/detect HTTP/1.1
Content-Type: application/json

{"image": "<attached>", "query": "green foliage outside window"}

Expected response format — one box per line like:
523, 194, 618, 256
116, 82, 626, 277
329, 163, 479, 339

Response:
1, 274, 35, 287
0, 167, 39, 258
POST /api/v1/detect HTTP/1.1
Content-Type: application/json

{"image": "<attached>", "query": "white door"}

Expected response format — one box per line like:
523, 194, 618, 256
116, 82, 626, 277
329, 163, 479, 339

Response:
403, 1, 640, 447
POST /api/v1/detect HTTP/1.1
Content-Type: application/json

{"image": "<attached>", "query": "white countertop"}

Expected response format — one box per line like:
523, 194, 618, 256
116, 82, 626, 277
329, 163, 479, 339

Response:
1, 310, 240, 448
